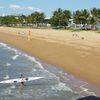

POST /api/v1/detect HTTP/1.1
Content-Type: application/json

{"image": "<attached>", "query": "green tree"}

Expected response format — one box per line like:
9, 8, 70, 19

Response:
30, 12, 45, 27
51, 8, 71, 27
73, 9, 90, 25
90, 8, 100, 29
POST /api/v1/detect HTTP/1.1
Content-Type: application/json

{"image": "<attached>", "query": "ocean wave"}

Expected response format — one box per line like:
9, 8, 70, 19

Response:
0, 42, 20, 54
0, 42, 44, 69
0, 42, 59, 83
0, 43, 7, 47
55, 70, 97, 97
12, 55, 19, 60
23, 54, 44, 69
5, 63, 11, 66
0, 42, 97, 98
3, 75, 9, 79
51, 82, 72, 92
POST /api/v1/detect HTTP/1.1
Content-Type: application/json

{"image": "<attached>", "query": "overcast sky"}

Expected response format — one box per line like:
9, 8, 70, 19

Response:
0, 0, 100, 16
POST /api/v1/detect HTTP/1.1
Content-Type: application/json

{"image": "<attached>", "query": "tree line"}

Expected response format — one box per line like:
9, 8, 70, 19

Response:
0, 8, 100, 30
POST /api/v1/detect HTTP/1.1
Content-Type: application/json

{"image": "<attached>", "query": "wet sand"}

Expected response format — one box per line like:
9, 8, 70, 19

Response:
0, 27, 100, 88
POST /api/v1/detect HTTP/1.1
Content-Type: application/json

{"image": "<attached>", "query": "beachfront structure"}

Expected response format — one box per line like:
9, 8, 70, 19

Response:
68, 18, 100, 30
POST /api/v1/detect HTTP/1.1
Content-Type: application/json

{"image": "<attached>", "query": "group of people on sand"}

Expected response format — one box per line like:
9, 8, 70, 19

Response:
18, 30, 32, 41
72, 33, 85, 40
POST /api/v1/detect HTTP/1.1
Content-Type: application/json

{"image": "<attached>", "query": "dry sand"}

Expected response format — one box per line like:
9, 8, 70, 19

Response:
0, 27, 100, 88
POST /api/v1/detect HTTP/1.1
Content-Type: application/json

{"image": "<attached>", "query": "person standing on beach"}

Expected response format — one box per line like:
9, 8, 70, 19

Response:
27, 30, 31, 41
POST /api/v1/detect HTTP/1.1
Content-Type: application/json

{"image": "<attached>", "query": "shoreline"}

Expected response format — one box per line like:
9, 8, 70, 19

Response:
0, 27, 100, 89
0, 42, 100, 96
36, 58, 100, 96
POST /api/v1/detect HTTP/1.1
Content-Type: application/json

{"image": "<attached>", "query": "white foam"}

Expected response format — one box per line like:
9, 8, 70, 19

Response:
0, 42, 59, 82
89, 92, 96, 96
78, 82, 96, 96
12, 55, 19, 60
22, 53, 44, 69
36, 62, 44, 69
51, 82, 72, 92
0, 42, 21, 54
60, 75, 70, 81
0, 42, 7, 47
5, 63, 11, 66
59, 71, 70, 80
4, 75, 9, 79
84, 90, 96, 96
80, 82, 88, 92
0, 42, 44, 70
32, 69, 37, 72
23, 53, 35, 61
81, 87, 88, 92
10, 85, 16, 89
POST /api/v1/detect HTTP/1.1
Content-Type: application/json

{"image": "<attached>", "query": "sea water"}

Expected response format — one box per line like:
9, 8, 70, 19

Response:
0, 42, 98, 100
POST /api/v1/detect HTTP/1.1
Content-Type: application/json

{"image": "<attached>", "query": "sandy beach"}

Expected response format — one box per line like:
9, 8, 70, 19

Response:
0, 27, 100, 88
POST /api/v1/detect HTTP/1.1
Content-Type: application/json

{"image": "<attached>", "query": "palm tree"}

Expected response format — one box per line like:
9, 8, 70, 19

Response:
82, 9, 90, 25
51, 8, 63, 26
90, 8, 100, 30
51, 8, 71, 28
73, 9, 89, 25
31, 12, 45, 27
63, 10, 72, 27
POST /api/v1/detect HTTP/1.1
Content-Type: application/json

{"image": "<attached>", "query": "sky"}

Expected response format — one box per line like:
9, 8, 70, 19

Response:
0, 0, 100, 16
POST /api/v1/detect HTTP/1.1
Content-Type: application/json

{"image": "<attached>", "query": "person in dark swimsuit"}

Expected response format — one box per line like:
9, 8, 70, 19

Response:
20, 74, 28, 86
20, 74, 25, 86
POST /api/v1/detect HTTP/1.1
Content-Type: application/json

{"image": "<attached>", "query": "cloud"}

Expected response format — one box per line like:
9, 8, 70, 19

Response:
25, 6, 34, 10
33, 8, 42, 12
2, 13, 5, 16
9, 4, 21, 10
9, 4, 42, 12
